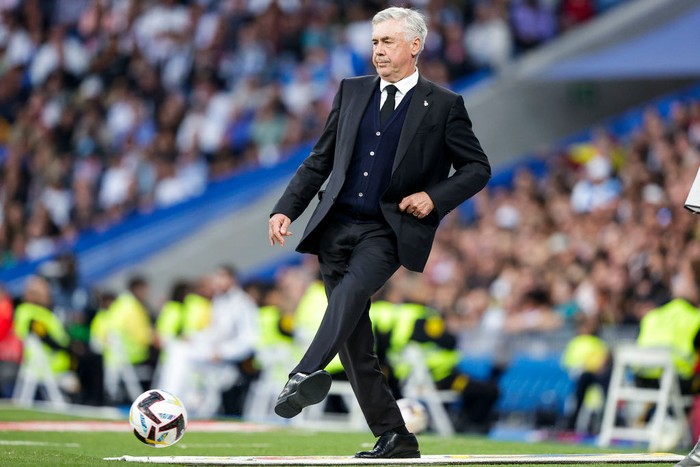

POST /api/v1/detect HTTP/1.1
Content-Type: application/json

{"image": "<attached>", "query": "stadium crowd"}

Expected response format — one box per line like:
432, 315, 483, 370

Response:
0, 0, 627, 266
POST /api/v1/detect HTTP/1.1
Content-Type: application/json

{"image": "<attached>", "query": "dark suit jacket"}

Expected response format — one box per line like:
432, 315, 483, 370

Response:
272, 75, 491, 272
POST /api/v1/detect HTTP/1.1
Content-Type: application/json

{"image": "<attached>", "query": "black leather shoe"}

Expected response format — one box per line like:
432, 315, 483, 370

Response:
354, 431, 420, 459
274, 370, 332, 418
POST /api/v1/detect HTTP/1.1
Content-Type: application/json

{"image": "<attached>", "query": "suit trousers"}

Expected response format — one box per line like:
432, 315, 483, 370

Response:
293, 216, 404, 436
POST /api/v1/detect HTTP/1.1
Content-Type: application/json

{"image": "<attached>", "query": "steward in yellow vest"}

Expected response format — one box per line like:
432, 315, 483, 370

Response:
636, 297, 700, 394
89, 291, 116, 355
104, 276, 158, 392
13, 276, 73, 386
182, 289, 212, 336
561, 314, 610, 432
248, 280, 298, 386
168, 276, 214, 340
259, 304, 295, 348
156, 281, 190, 344
14, 300, 72, 374
390, 302, 500, 433
108, 293, 154, 365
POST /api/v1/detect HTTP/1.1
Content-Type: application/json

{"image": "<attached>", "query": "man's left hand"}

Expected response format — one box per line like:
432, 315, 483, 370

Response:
399, 192, 434, 219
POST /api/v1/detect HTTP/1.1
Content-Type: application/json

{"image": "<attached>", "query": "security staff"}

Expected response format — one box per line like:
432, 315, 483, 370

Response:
636, 297, 700, 393
390, 302, 500, 433
14, 276, 71, 375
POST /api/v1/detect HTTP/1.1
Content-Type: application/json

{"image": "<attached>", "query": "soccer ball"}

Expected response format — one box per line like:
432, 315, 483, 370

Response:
657, 417, 684, 451
129, 389, 188, 447
397, 398, 429, 434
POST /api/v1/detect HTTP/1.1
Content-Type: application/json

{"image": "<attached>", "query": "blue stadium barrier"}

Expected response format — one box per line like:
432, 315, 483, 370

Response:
457, 355, 495, 381
495, 353, 573, 416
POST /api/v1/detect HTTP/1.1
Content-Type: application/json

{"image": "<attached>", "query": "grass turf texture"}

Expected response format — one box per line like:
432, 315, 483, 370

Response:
0, 405, 683, 467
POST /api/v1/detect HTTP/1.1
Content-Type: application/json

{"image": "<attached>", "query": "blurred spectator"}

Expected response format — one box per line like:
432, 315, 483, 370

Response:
510, 0, 557, 52
100, 274, 157, 399
570, 154, 622, 213
464, 1, 512, 71
39, 252, 94, 331
181, 273, 213, 336
212, 265, 261, 415
635, 257, 700, 396
558, 0, 596, 31
0, 285, 13, 342
503, 287, 564, 334
12, 275, 77, 397
155, 279, 190, 345
0, 284, 21, 397
561, 314, 610, 433
88, 288, 116, 356
440, 20, 475, 80
29, 24, 89, 86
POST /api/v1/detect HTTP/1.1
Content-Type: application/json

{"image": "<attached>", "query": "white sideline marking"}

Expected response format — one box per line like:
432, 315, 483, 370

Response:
0, 440, 80, 448
174, 443, 273, 449
0, 421, 274, 432
103, 453, 684, 465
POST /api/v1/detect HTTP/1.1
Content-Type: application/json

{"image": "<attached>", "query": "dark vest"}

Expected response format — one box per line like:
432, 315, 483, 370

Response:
335, 85, 414, 221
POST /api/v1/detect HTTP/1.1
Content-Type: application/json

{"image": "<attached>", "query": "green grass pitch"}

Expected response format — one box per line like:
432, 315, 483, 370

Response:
0, 404, 684, 466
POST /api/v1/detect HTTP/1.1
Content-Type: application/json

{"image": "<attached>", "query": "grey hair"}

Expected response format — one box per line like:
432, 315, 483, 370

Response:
372, 7, 427, 55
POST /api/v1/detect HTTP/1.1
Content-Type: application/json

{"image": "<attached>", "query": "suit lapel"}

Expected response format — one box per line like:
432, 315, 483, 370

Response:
338, 77, 378, 172
392, 76, 432, 173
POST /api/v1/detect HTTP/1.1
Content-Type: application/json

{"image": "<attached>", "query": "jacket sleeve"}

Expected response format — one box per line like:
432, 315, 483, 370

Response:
270, 80, 343, 221
425, 95, 491, 219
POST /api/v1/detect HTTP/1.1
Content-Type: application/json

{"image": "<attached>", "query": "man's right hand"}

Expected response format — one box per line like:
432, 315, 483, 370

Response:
269, 213, 292, 246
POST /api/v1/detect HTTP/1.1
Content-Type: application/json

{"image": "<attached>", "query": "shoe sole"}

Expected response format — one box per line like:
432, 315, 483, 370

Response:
274, 370, 332, 418
393, 451, 421, 459
355, 450, 421, 459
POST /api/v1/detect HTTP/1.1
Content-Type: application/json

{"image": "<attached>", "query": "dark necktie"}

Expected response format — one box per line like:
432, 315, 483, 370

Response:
380, 85, 398, 126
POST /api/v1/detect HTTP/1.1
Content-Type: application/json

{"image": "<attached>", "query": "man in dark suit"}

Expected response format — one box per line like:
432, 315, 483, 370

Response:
268, 6, 490, 459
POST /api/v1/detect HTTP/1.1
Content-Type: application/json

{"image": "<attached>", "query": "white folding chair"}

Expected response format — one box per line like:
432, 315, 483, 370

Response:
598, 344, 692, 451
103, 331, 144, 403
12, 334, 67, 408
400, 344, 459, 436
243, 344, 296, 422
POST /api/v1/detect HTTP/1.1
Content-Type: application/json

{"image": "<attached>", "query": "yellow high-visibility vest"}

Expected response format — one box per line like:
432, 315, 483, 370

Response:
109, 293, 153, 365
182, 293, 211, 335
562, 334, 608, 373
391, 304, 459, 382
14, 302, 71, 373
637, 298, 700, 379
156, 300, 185, 341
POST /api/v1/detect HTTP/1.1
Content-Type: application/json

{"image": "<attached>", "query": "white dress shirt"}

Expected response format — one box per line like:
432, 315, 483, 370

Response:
379, 68, 419, 110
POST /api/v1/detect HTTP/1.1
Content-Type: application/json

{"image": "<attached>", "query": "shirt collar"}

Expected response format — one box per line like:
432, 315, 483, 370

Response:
380, 68, 419, 96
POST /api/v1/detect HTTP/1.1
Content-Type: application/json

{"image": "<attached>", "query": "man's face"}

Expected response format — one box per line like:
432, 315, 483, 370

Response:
372, 19, 420, 83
